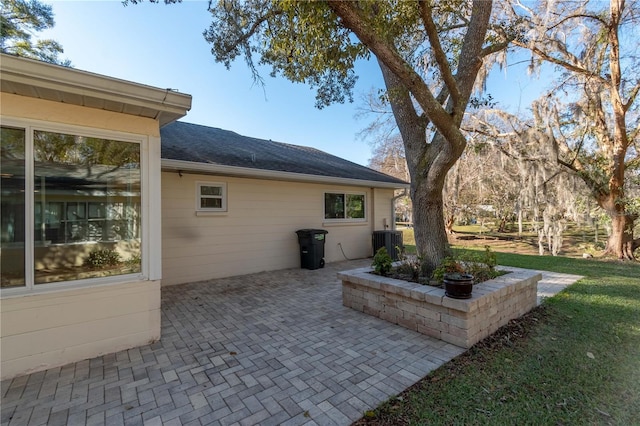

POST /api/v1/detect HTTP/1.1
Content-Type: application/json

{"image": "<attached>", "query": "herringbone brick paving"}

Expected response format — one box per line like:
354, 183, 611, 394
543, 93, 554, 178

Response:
1, 260, 577, 426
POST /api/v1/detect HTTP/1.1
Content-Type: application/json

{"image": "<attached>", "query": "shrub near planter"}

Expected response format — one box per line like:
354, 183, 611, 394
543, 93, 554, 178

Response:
339, 266, 541, 348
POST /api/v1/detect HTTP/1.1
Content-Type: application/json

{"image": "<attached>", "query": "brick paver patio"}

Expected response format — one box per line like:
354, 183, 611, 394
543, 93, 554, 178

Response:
1, 260, 579, 426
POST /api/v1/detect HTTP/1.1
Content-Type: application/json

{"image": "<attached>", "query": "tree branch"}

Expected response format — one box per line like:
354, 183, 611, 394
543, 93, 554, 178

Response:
512, 39, 608, 84
377, 60, 429, 170
542, 170, 566, 186
449, 0, 493, 121
623, 80, 640, 112
418, 1, 460, 106
440, 22, 468, 32
220, 10, 281, 57
326, 1, 455, 139
546, 12, 609, 30
625, 154, 640, 171
556, 157, 579, 173
481, 40, 511, 57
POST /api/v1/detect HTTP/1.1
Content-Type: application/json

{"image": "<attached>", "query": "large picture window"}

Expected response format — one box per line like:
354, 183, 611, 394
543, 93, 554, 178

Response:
324, 192, 366, 221
1, 125, 143, 289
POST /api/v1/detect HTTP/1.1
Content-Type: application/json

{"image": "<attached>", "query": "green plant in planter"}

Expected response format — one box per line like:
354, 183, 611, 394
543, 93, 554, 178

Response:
432, 246, 500, 284
372, 247, 393, 276
432, 256, 465, 283
459, 245, 500, 283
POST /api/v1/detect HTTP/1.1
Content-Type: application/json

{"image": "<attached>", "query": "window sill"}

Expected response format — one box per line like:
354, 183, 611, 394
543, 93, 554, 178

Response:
0, 273, 147, 299
322, 221, 369, 227
195, 211, 228, 217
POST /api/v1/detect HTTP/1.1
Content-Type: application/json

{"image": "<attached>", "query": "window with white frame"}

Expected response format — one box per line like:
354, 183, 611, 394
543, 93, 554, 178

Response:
324, 192, 366, 221
1, 124, 143, 290
196, 182, 227, 212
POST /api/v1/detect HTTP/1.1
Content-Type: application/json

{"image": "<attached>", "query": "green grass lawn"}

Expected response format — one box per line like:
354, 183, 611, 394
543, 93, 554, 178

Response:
357, 232, 640, 425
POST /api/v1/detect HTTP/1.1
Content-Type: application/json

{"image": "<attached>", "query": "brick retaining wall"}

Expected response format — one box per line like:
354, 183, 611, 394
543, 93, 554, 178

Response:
339, 267, 541, 348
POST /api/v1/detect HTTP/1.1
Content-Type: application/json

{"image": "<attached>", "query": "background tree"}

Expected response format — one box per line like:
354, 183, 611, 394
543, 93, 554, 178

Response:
367, 135, 409, 183
367, 134, 412, 224
441, 142, 497, 234
508, 0, 640, 259
0, 0, 70, 65
467, 109, 590, 255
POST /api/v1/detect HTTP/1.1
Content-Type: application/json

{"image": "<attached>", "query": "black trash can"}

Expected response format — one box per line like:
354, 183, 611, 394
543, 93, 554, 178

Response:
295, 229, 328, 270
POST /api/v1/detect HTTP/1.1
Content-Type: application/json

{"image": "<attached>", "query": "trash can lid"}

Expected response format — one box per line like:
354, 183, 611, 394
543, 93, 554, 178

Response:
296, 229, 328, 235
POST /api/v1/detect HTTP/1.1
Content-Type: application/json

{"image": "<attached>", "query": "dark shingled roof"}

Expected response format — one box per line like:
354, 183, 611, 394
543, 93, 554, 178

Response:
160, 121, 407, 185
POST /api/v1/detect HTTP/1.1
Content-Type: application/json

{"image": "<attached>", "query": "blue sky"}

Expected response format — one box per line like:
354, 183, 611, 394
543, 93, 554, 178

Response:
42, 1, 544, 166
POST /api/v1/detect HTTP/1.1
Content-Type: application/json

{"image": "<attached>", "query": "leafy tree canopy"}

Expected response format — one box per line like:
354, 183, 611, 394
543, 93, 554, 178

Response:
0, 0, 70, 65
205, 0, 371, 108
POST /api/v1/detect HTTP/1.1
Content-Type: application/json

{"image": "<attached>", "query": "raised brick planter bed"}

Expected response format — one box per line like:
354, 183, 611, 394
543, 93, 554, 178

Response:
338, 267, 541, 348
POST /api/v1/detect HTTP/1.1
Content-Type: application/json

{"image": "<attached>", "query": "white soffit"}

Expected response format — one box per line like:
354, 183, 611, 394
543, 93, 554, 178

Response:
0, 53, 192, 126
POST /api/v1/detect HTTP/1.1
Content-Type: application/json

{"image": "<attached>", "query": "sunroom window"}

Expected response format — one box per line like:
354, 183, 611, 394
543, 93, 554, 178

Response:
1, 126, 142, 289
1, 127, 26, 288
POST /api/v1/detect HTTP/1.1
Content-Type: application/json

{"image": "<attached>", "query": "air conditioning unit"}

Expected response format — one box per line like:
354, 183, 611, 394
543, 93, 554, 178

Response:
372, 230, 403, 261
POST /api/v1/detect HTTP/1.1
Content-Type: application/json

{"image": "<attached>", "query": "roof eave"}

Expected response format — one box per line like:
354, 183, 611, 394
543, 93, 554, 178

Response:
161, 159, 409, 189
0, 53, 192, 126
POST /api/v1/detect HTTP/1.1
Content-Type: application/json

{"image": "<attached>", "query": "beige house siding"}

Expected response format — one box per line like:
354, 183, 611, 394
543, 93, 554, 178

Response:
0, 91, 170, 380
373, 187, 395, 230
161, 171, 395, 285
0, 280, 160, 379
0, 93, 160, 137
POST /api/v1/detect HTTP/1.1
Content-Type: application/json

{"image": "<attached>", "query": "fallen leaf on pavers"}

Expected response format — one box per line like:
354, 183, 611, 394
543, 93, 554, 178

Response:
587, 352, 595, 359
229, 351, 237, 356
303, 411, 310, 418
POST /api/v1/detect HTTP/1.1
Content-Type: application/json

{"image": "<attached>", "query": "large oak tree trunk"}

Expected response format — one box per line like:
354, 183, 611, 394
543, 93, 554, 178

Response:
371, 0, 491, 273
602, 197, 639, 259
608, 214, 638, 259
412, 177, 452, 270
378, 63, 461, 272
331, 0, 493, 273
596, 141, 638, 259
